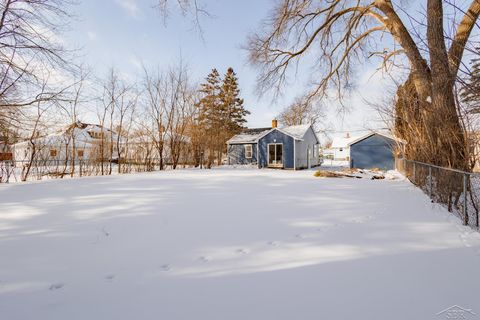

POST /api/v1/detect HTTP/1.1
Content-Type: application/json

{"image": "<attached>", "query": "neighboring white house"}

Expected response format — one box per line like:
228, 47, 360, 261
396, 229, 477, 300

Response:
324, 133, 359, 161
12, 122, 122, 165
125, 131, 191, 165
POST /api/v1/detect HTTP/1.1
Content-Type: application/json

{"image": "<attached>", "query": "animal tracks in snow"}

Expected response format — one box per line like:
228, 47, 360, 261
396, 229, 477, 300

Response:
235, 248, 250, 255
160, 264, 171, 272
105, 274, 115, 281
49, 283, 65, 291
197, 256, 210, 263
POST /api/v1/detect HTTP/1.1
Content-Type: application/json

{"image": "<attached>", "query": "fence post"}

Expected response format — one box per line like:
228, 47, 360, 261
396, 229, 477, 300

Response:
428, 166, 432, 198
463, 173, 468, 226
413, 161, 416, 183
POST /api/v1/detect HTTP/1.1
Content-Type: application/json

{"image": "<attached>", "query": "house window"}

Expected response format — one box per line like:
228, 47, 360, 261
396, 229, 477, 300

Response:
49, 149, 57, 157
244, 144, 253, 159
77, 149, 84, 157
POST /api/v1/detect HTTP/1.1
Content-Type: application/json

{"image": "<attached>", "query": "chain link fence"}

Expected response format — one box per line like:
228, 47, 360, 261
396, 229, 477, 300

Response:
396, 158, 480, 230
0, 158, 196, 183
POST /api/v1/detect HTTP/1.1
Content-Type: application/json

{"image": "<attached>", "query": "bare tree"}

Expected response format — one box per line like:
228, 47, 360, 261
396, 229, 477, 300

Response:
0, 0, 75, 113
247, 0, 480, 170
278, 97, 324, 128
143, 67, 169, 170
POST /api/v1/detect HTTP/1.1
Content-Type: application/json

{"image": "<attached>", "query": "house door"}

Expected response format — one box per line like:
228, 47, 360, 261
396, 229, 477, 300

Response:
268, 143, 283, 168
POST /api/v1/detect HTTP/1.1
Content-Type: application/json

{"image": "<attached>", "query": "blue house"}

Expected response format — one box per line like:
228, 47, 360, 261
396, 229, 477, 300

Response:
348, 132, 401, 170
227, 120, 321, 170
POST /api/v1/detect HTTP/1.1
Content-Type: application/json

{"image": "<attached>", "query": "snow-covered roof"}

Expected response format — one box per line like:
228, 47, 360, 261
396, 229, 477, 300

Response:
227, 128, 271, 144
129, 131, 190, 144
13, 122, 122, 148
331, 135, 359, 148
281, 124, 312, 140
347, 131, 403, 146
227, 124, 315, 144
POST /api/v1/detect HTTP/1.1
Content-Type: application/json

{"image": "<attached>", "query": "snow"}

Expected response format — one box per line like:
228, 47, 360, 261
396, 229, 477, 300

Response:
228, 124, 313, 144
1, 169, 480, 319
280, 124, 311, 139
227, 129, 269, 144
331, 135, 359, 148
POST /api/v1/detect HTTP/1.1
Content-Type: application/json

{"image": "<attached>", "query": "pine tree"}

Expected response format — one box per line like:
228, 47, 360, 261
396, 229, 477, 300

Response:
461, 57, 480, 114
195, 69, 222, 167
195, 67, 250, 167
196, 68, 222, 131
220, 67, 250, 135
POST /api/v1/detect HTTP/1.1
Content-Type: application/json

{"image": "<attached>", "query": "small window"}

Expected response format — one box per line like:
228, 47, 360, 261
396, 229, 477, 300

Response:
244, 144, 253, 159
339, 148, 343, 152
49, 149, 57, 157
77, 149, 84, 157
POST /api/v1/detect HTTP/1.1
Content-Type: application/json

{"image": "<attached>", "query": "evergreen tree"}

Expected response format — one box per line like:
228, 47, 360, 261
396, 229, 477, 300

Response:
461, 57, 480, 114
220, 67, 250, 135
196, 68, 222, 131
195, 68, 222, 167
195, 67, 250, 167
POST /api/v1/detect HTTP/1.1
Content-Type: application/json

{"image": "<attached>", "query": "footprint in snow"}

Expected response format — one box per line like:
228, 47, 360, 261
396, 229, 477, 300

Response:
267, 241, 279, 247
49, 283, 65, 291
294, 234, 306, 239
198, 256, 210, 263
105, 274, 115, 281
160, 264, 171, 271
236, 248, 250, 255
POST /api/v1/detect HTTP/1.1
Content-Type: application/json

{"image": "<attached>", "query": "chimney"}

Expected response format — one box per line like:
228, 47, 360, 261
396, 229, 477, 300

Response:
272, 119, 278, 128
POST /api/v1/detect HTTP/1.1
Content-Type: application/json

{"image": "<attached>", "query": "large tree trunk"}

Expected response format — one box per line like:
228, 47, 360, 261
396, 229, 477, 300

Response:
395, 0, 469, 170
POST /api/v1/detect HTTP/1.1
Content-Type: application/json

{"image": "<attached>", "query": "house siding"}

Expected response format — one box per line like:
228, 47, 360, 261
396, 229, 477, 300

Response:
294, 127, 320, 169
258, 130, 295, 169
227, 143, 258, 165
350, 134, 396, 170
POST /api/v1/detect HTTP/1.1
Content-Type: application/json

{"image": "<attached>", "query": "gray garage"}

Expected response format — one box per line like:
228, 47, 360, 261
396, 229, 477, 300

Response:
349, 133, 398, 170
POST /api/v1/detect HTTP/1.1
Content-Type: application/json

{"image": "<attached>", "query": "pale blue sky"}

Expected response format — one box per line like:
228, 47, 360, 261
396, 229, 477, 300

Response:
66, 0, 392, 138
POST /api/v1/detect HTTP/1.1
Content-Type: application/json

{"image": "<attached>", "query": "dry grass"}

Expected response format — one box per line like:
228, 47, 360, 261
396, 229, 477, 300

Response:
342, 168, 359, 174
313, 170, 344, 178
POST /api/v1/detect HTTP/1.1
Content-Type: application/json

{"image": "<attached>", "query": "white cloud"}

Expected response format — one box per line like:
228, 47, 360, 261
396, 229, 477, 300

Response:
115, 0, 141, 19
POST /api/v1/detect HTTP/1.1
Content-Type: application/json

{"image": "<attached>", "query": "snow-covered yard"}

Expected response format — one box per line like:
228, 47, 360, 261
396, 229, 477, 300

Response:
1, 169, 480, 319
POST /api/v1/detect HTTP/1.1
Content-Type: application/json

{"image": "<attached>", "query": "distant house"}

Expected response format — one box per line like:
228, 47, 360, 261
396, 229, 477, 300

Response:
324, 133, 359, 161
12, 121, 122, 165
348, 132, 402, 170
227, 120, 321, 170
125, 131, 191, 166
0, 137, 13, 161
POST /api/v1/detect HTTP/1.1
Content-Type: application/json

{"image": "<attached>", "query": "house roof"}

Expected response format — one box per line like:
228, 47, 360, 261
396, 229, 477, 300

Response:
281, 124, 312, 140
347, 131, 402, 146
13, 122, 122, 147
331, 135, 359, 148
227, 124, 317, 144
227, 127, 271, 144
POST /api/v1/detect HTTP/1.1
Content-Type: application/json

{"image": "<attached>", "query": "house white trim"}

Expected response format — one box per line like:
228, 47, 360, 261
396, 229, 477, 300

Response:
244, 144, 253, 159
267, 143, 284, 168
